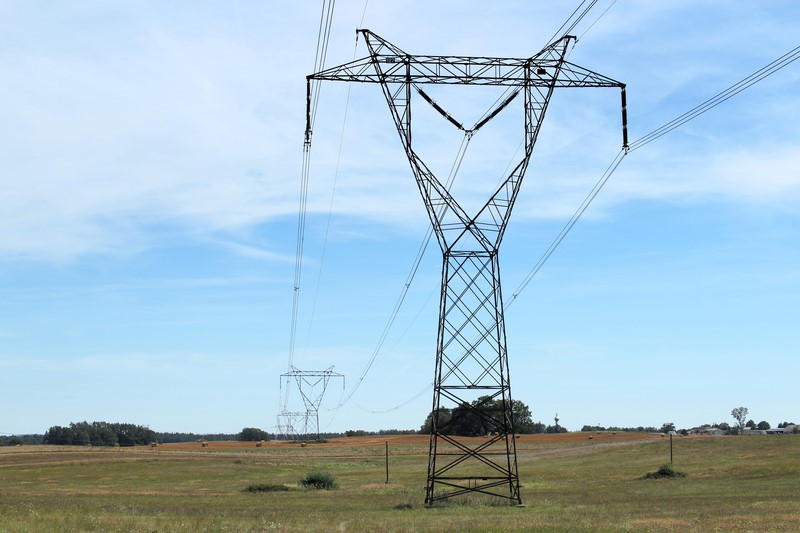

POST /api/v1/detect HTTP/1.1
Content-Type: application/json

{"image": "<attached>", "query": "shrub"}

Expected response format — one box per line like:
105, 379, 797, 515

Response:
300, 470, 338, 490
245, 483, 291, 492
644, 463, 687, 479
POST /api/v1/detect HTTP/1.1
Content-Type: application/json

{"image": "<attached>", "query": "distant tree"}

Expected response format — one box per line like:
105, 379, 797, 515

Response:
420, 397, 537, 436
545, 424, 568, 434
530, 422, 547, 434
419, 408, 453, 434
510, 400, 536, 433
745, 420, 756, 429
659, 422, 676, 433
239, 427, 270, 441
74, 430, 91, 446
344, 430, 369, 437
731, 407, 749, 436
714, 422, 731, 432
756, 420, 771, 430
448, 402, 484, 436
377, 429, 416, 435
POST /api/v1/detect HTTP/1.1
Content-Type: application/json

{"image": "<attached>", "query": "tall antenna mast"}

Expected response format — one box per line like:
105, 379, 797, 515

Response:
308, 29, 626, 505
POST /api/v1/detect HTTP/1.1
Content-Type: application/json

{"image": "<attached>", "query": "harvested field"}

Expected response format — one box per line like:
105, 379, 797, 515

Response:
1, 434, 797, 532
156, 431, 662, 451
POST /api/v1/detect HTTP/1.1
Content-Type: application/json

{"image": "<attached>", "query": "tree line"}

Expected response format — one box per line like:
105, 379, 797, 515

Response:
40, 422, 274, 446
44, 422, 158, 446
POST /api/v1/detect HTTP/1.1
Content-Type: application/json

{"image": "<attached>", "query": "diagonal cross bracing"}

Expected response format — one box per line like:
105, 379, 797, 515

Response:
307, 29, 626, 505
278, 366, 344, 441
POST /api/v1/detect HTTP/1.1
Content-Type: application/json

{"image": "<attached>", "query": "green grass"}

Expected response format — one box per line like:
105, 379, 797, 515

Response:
1, 436, 798, 531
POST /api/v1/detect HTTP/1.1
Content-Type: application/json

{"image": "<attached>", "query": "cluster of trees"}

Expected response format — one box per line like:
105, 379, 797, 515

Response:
582, 425, 659, 433
730, 407, 797, 435
44, 422, 157, 446
157, 432, 239, 443
418, 397, 565, 436
580, 422, 676, 434
39, 424, 274, 446
1, 434, 44, 446
239, 427, 270, 441
344, 429, 417, 437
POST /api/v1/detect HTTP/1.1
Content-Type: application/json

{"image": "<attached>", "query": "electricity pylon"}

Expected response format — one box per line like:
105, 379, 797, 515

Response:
307, 30, 627, 504
277, 366, 344, 440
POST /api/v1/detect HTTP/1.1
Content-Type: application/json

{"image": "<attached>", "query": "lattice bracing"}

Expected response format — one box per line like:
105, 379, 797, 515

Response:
277, 366, 344, 441
308, 29, 626, 505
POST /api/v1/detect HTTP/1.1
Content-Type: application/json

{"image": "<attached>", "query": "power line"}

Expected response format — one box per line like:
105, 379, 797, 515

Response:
301, 30, 367, 365
507, 148, 626, 308
286, 0, 338, 411
350, 382, 432, 414
578, 0, 617, 42
287, 0, 371, 428
629, 44, 800, 152
507, 43, 800, 305
545, 0, 599, 45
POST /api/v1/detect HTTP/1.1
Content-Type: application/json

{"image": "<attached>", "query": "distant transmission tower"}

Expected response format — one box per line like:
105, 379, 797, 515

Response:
277, 366, 344, 440
307, 30, 627, 504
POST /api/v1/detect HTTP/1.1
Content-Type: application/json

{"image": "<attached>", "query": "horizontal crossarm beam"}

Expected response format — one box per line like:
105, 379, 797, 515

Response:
308, 54, 623, 88
308, 30, 624, 89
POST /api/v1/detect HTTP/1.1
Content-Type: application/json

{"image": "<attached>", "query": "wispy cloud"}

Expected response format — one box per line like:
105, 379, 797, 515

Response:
1, 1, 797, 263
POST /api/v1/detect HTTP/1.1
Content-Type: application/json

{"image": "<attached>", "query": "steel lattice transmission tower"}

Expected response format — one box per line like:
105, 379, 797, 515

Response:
307, 30, 627, 504
277, 366, 344, 440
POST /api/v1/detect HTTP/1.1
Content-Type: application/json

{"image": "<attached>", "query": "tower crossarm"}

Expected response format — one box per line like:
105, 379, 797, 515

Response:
306, 29, 628, 154
308, 30, 624, 88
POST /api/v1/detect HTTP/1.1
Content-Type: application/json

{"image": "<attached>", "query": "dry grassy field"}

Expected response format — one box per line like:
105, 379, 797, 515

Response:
158, 431, 659, 450
1, 433, 798, 532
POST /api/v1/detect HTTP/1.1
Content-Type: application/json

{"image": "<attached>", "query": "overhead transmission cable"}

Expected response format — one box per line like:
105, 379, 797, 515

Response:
578, 0, 617, 42
628, 44, 800, 152
507, 42, 800, 306
301, 12, 373, 366
286, 0, 337, 413
545, 0, 599, 45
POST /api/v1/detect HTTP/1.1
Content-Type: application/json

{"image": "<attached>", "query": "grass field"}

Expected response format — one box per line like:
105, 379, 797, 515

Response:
1, 433, 798, 532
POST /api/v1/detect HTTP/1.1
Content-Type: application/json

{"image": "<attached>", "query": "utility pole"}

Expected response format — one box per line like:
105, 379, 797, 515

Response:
307, 29, 627, 505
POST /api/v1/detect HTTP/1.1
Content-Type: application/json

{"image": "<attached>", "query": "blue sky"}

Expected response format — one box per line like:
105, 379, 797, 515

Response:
2, 1, 799, 435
